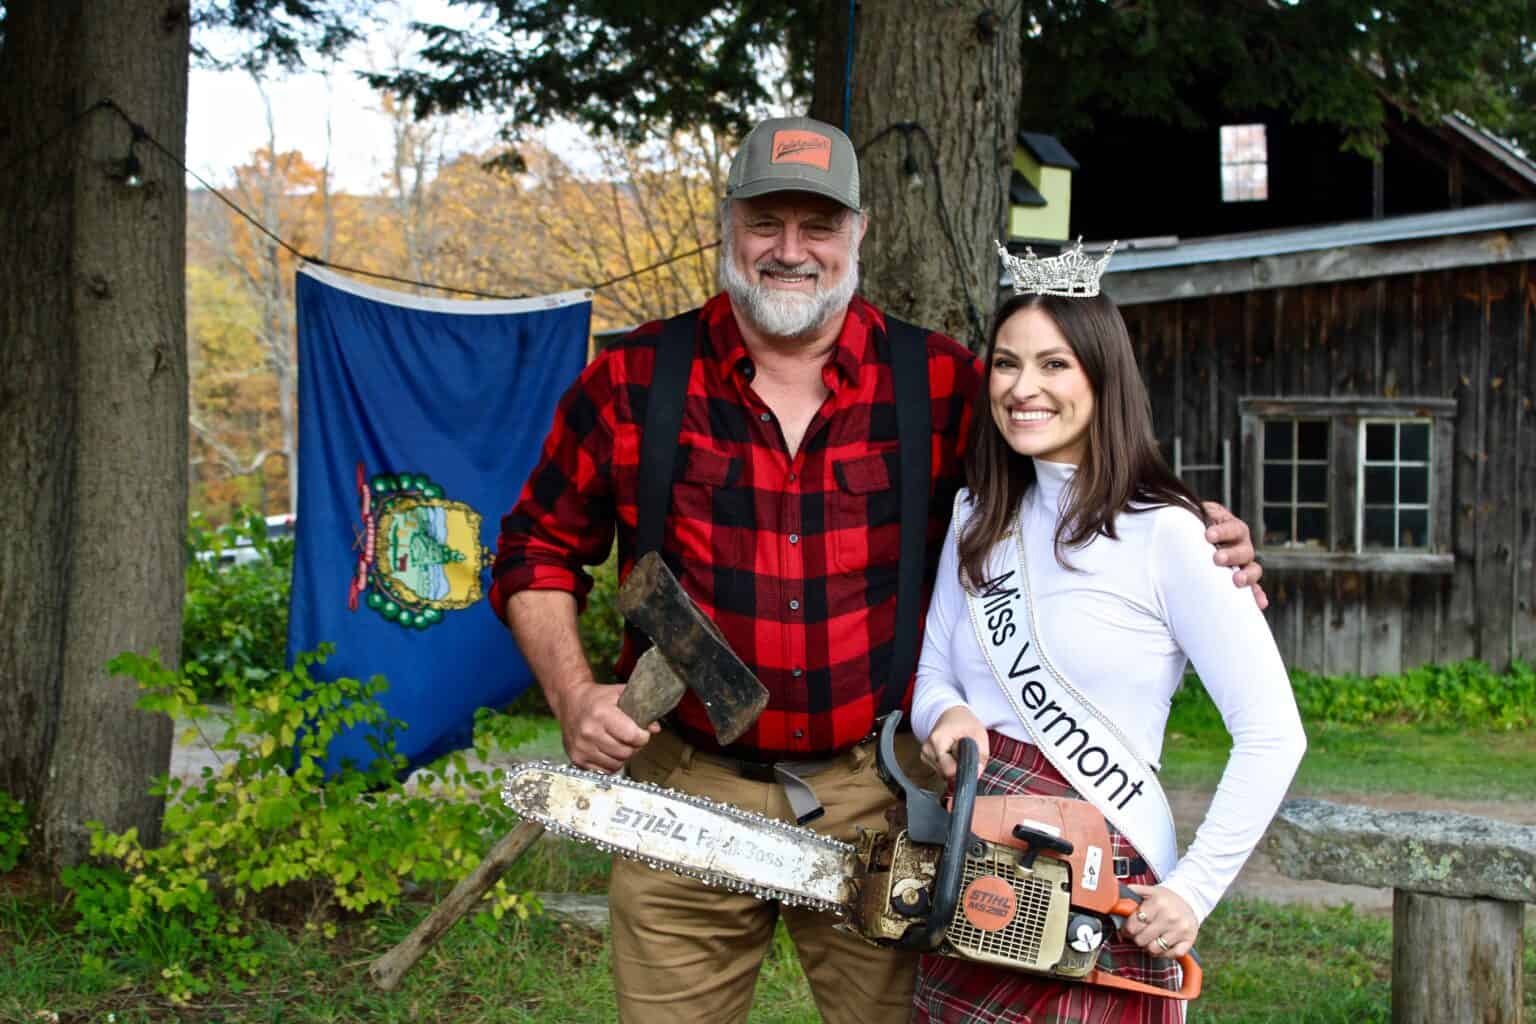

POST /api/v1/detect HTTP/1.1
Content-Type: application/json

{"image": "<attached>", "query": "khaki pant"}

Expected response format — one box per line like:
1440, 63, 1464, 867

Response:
610, 727, 936, 1024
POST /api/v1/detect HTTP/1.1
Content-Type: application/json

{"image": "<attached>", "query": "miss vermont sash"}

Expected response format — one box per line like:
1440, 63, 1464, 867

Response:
957, 491, 1179, 881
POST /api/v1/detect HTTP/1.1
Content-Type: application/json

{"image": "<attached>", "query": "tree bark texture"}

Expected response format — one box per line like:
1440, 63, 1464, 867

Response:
811, 0, 1022, 351
1391, 890, 1523, 1024
0, 0, 190, 866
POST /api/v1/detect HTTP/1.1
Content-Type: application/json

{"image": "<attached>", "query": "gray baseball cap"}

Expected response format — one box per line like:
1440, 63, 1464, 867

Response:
725, 116, 861, 210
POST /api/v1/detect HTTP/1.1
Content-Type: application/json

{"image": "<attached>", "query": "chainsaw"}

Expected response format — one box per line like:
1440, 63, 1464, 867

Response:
502, 712, 1200, 1001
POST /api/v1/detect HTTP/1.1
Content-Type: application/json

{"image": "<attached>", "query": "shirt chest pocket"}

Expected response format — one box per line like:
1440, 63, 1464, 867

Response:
828, 451, 903, 575
669, 445, 751, 561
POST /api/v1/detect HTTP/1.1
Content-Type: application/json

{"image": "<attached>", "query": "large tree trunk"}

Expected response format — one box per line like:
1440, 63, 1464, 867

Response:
0, 0, 190, 866
811, 0, 1022, 351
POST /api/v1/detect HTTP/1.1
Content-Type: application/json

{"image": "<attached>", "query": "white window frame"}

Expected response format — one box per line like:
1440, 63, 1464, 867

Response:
1260, 418, 1331, 548
1356, 418, 1434, 552
1219, 124, 1269, 203
1239, 397, 1456, 575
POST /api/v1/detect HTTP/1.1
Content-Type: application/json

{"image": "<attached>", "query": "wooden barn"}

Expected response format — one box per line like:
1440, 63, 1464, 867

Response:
1010, 105, 1536, 674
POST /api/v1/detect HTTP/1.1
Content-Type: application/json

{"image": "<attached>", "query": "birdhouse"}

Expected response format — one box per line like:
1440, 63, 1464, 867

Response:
1010, 132, 1078, 244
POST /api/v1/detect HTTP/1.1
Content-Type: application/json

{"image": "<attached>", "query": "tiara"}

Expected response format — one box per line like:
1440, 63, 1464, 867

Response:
995, 237, 1117, 297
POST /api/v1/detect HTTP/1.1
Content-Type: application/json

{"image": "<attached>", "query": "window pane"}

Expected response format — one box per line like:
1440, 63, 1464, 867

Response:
1297, 464, 1328, 503
1262, 506, 1292, 545
1364, 466, 1395, 505
1400, 423, 1430, 463
1298, 420, 1329, 460
1365, 423, 1395, 461
1264, 422, 1292, 460
1399, 467, 1429, 505
1363, 508, 1395, 548
1264, 464, 1292, 503
1398, 509, 1428, 548
1297, 508, 1328, 545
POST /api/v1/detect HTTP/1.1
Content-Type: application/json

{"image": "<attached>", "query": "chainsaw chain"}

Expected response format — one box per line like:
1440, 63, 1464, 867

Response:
502, 761, 855, 915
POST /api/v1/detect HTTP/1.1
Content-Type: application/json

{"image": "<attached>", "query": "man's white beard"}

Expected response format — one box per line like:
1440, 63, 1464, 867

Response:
720, 240, 859, 340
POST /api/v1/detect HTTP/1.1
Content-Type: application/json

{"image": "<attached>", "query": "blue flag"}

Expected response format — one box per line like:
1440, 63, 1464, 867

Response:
290, 265, 589, 775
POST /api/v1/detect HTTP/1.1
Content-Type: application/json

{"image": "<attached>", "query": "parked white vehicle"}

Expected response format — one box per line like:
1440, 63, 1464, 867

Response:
196, 513, 296, 567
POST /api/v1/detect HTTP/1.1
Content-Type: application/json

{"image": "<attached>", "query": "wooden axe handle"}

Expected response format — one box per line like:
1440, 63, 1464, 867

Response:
369, 651, 686, 992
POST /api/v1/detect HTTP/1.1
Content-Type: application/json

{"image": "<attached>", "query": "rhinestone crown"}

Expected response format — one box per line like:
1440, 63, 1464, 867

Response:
996, 237, 1118, 297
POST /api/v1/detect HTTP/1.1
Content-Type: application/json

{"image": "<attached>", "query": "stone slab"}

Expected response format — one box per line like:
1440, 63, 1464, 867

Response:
1265, 798, 1536, 903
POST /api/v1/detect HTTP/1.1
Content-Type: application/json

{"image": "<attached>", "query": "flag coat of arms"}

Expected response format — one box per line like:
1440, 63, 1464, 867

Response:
291, 265, 590, 775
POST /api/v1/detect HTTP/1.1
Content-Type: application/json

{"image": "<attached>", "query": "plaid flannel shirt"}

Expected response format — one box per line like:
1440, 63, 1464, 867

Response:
491, 292, 981, 761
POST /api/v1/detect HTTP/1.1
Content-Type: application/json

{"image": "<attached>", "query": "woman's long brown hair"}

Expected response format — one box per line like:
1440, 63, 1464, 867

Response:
957, 291, 1207, 587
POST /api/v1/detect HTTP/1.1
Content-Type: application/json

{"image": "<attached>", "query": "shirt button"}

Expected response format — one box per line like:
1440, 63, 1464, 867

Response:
788, 472, 797, 482
792, 667, 803, 678
759, 412, 772, 422
789, 533, 800, 545
794, 729, 805, 739
788, 599, 800, 611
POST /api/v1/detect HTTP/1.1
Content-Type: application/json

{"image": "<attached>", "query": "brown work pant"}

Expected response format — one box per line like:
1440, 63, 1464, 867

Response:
611, 726, 935, 1024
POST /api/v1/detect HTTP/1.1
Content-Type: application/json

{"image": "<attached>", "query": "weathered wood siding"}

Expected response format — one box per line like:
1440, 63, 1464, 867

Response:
1122, 262, 1534, 673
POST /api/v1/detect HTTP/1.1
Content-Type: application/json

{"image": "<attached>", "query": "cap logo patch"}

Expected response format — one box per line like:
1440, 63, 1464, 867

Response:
771, 130, 832, 171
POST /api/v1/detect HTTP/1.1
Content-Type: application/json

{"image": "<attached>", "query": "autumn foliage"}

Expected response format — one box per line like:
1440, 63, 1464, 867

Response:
188, 120, 725, 519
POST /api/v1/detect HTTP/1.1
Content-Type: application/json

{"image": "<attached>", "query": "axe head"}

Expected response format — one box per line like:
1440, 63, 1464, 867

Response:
616, 552, 770, 745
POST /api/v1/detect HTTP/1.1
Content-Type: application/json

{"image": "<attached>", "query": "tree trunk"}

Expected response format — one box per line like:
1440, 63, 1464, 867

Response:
811, 0, 1022, 351
0, 0, 190, 866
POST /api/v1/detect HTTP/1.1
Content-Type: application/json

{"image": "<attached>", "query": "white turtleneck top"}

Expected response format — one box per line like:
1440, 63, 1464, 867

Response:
911, 459, 1306, 922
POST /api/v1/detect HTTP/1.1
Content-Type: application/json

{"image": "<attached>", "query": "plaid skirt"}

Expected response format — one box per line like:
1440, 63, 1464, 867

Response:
910, 730, 1183, 1024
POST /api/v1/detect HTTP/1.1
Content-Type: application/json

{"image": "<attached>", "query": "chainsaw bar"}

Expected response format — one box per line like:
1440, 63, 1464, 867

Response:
502, 761, 857, 914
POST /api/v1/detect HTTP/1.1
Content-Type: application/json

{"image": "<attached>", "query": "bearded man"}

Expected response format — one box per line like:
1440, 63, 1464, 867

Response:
489, 116, 1262, 1023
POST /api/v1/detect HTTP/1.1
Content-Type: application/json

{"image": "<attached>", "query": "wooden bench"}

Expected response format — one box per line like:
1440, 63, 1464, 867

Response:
1265, 798, 1535, 1023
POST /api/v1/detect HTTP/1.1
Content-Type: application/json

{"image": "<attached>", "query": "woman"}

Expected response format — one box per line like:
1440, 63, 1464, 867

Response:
909, 246, 1306, 1023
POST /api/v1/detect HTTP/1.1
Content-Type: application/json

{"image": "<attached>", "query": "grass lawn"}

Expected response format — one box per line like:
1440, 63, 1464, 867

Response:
7, 712, 1535, 1022
1162, 704, 1536, 801
6, 844, 1532, 1023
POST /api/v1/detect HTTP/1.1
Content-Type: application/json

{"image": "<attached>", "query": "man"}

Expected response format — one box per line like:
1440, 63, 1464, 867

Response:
490, 115, 1262, 1023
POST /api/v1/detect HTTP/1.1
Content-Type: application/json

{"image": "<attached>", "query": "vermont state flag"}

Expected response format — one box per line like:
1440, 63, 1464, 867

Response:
291, 265, 590, 775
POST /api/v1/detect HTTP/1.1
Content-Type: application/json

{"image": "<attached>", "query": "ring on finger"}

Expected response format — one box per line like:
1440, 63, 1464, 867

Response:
1135, 910, 1150, 924
1156, 935, 1172, 952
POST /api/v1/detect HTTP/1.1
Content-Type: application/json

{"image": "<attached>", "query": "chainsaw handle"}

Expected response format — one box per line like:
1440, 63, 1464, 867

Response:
897, 736, 979, 952
1105, 895, 1204, 1000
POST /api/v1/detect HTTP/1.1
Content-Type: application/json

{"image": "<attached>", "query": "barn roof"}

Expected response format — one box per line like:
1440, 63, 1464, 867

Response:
1097, 200, 1536, 306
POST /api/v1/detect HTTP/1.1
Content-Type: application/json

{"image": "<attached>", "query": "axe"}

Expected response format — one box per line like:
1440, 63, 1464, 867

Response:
369, 552, 768, 991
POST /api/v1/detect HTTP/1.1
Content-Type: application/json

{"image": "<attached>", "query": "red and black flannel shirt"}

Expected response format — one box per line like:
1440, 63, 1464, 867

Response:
490, 292, 982, 761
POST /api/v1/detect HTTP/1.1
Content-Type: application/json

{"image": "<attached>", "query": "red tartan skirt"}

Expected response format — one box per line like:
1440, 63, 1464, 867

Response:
910, 730, 1184, 1024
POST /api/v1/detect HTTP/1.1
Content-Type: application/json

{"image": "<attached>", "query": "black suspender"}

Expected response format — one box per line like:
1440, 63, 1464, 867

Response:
635, 312, 700, 561
634, 309, 932, 705
883, 315, 932, 712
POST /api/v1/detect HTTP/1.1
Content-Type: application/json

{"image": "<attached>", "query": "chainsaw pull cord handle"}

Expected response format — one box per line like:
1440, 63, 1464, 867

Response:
1100, 891, 1204, 1000
897, 736, 980, 952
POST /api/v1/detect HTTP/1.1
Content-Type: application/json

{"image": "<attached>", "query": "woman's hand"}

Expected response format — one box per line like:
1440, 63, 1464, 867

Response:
921, 706, 990, 783
1120, 884, 1198, 960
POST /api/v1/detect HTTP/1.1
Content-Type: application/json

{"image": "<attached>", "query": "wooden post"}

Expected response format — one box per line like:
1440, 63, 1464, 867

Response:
1390, 890, 1523, 1024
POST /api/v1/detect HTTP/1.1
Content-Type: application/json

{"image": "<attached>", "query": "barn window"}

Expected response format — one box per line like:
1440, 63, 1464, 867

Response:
1260, 419, 1330, 546
1359, 420, 1432, 550
1219, 124, 1269, 202
1240, 398, 1456, 574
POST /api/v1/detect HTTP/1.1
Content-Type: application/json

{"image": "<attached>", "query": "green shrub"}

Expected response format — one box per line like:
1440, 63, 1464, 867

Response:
1172, 659, 1536, 730
0, 791, 29, 871
183, 509, 293, 700
67, 646, 536, 1004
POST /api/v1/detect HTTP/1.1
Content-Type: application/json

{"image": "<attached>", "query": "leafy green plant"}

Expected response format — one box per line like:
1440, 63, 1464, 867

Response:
1173, 659, 1536, 731
0, 791, 29, 872
182, 509, 294, 700
65, 646, 531, 1003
